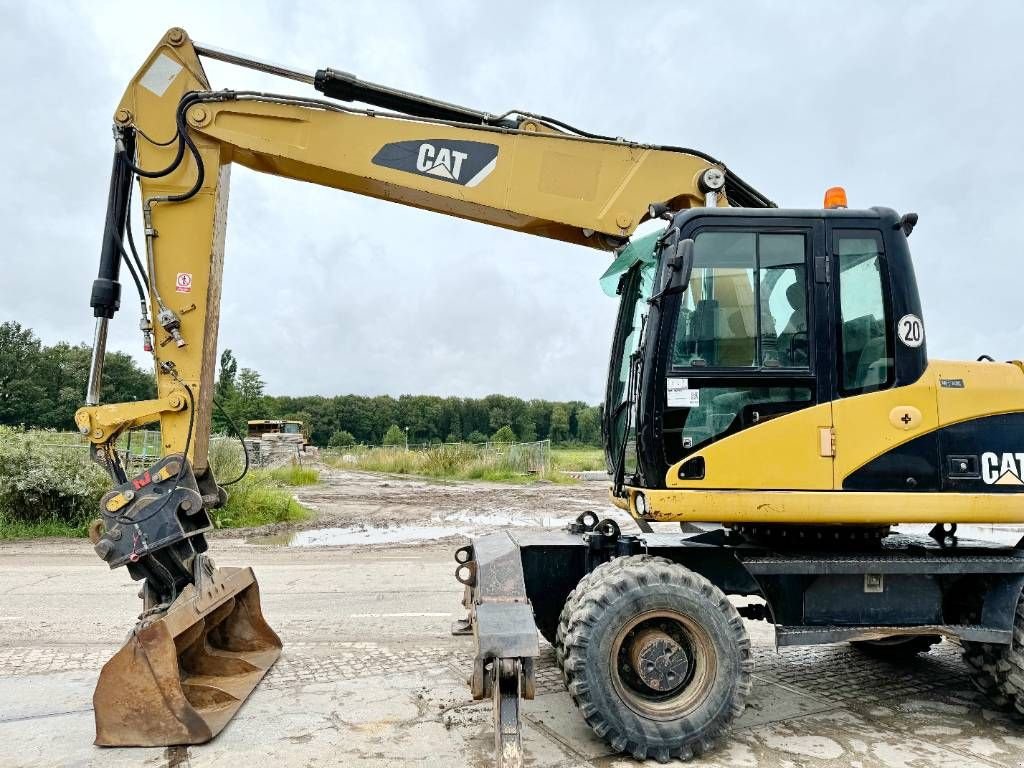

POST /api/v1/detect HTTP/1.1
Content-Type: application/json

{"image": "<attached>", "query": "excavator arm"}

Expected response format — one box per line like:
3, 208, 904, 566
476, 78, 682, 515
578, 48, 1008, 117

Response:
75, 27, 771, 749
77, 27, 771, 479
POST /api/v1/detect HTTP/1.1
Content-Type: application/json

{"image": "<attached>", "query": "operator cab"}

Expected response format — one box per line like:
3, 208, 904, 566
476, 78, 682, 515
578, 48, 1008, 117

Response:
603, 198, 926, 493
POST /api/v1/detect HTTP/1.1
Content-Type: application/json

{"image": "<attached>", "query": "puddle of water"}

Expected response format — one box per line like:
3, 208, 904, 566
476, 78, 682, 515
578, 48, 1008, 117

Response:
248, 509, 582, 547
438, 511, 575, 528
250, 525, 468, 547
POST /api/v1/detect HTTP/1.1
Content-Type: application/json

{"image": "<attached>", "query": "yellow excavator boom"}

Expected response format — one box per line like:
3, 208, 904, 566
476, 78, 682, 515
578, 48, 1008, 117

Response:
77, 27, 768, 474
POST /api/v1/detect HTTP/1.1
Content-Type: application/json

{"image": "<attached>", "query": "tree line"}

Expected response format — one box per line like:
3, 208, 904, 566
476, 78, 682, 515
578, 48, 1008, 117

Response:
214, 350, 602, 446
0, 322, 154, 429
1, 324, 603, 447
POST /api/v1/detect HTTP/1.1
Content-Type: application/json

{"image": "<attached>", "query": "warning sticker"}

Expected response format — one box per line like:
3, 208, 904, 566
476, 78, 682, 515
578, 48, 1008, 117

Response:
175, 273, 193, 293
667, 378, 700, 408
139, 53, 183, 97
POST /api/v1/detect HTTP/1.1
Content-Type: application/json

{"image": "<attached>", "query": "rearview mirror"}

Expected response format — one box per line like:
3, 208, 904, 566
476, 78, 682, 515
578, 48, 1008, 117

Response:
649, 231, 695, 305
668, 237, 695, 292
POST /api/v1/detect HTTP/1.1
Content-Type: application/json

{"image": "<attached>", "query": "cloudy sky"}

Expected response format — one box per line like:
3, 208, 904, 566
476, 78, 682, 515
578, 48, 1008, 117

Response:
3, 2, 1022, 403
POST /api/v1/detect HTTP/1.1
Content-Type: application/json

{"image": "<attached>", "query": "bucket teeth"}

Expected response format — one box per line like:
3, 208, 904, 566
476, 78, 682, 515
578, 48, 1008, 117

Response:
93, 566, 281, 747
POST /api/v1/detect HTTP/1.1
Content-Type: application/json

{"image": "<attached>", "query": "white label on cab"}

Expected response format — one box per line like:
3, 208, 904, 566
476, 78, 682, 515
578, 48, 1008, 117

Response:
667, 378, 700, 407
897, 314, 924, 348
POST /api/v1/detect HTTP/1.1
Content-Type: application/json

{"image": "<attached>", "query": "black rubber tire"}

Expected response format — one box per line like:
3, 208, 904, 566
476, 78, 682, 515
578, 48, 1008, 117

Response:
554, 556, 670, 677
962, 641, 1013, 709
849, 634, 942, 659
563, 555, 751, 762
974, 599, 1024, 714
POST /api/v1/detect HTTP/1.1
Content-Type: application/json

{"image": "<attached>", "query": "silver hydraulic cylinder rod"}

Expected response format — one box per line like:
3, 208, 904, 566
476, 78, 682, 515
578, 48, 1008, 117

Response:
86, 317, 109, 406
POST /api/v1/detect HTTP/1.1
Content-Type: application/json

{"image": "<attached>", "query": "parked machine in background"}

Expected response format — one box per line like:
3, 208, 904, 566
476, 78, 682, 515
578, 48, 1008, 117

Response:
77, 28, 1023, 766
245, 419, 304, 440
244, 419, 312, 467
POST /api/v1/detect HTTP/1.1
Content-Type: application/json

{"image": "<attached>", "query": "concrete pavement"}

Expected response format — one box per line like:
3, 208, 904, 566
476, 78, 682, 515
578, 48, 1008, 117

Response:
2, 539, 1024, 767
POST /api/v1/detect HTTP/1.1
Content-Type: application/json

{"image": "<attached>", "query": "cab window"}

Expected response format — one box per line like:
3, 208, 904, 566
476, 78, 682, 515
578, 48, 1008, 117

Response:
672, 231, 808, 369
837, 233, 892, 393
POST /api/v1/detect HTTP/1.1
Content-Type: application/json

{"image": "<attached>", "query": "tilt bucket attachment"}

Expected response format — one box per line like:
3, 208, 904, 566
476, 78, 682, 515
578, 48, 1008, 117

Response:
93, 567, 281, 746
89, 454, 281, 746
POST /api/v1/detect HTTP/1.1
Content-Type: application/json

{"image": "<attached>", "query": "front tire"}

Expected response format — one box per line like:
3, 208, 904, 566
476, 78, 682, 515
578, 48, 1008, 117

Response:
563, 556, 751, 762
554, 555, 671, 677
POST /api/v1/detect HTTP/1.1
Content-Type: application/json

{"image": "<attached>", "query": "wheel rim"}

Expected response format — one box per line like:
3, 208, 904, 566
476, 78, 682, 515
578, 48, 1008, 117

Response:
610, 609, 717, 721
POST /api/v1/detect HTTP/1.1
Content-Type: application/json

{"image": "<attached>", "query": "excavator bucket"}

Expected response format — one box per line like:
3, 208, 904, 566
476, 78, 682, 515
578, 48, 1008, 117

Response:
93, 566, 281, 747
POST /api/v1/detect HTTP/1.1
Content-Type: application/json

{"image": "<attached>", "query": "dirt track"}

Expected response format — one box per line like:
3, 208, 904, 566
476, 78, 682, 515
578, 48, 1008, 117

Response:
231, 467, 639, 549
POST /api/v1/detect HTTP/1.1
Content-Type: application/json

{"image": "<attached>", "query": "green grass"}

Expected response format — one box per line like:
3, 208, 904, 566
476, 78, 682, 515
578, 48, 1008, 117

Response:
0, 516, 87, 539
208, 442, 316, 528
324, 443, 578, 484
211, 470, 312, 529
268, 464, 320, 486
552, 447, 606, 472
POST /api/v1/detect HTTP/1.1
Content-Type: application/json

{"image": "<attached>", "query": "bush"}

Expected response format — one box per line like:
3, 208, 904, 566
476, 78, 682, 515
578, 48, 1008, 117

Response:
328, 429, 356, 448
491, 425, 517, 443
466, 431, 487, 444
208, 436, 246, 483
0, 427, 108, 531
382, 424, 406, 446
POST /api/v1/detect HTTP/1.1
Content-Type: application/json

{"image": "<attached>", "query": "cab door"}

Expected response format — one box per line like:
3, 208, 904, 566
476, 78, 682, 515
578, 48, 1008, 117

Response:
658, 219, 834, 491
828, 227, 939, 490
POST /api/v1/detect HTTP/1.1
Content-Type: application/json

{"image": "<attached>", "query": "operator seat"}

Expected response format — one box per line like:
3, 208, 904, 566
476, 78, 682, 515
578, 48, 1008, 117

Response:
778, 282, 808, 366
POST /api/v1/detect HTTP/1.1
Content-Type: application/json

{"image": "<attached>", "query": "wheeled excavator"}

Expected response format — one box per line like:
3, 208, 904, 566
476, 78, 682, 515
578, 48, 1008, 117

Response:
79, 27, 1024, 766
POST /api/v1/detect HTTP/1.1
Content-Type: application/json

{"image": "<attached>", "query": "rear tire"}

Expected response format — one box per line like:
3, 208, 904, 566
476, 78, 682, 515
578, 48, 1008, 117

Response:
962, 641, 1013, 709
970, 598, 1024, 713
850, 635, 941, 659
563, 556, 751, 762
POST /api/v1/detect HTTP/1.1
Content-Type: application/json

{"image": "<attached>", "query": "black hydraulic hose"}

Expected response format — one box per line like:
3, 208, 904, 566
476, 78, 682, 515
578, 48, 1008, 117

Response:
134, 125, 179, 147
213, 396, 250, 486
117, 237, 146, 304
115, 93, 202, 181
164, 102, 205, 202
124, 191, 148, 287
118, 128, 185, 178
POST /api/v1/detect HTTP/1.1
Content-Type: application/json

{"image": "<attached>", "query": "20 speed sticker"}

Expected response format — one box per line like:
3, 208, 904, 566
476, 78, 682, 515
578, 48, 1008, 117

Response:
897, 314, 924, 347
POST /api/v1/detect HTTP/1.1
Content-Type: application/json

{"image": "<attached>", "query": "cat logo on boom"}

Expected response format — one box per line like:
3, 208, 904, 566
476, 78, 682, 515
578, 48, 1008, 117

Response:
372, 139, 498, 187
416, 143, 468, 180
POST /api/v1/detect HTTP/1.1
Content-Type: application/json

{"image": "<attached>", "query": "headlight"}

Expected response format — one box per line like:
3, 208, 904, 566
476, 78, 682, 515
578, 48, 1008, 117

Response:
634, 492, 647, 516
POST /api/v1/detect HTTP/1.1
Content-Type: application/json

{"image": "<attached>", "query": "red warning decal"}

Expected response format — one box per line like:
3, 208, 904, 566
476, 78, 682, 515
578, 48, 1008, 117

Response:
132, 471, 152, 491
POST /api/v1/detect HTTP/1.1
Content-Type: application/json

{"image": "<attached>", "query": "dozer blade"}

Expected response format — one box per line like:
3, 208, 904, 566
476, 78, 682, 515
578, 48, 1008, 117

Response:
93, 566, 281, 747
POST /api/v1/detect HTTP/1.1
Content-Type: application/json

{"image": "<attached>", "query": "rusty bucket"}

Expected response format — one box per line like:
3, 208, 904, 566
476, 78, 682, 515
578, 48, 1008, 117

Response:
93, 566, 281, 746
